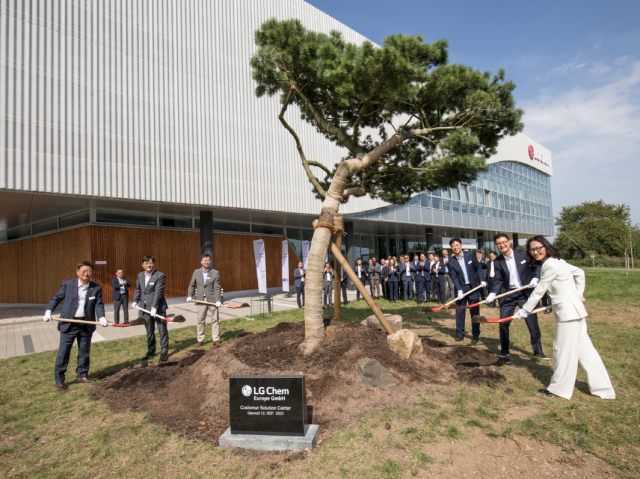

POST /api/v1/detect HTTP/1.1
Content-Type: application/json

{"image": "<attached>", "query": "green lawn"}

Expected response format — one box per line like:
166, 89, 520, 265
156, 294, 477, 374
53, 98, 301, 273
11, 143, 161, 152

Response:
0, 270, 638, 478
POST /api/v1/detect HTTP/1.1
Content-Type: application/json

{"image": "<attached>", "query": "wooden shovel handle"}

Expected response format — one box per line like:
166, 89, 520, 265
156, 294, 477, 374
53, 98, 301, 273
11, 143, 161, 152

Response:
134, 305, 169, 321
437, 284, 484, 310
53, 318, 102, 326
193, 300, 220, 308
495, 305, 553, 323
490, 284, 530, 302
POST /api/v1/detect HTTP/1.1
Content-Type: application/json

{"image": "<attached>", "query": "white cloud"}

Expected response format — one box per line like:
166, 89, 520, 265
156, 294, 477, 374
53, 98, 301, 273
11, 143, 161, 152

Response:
521, 60, 640, 222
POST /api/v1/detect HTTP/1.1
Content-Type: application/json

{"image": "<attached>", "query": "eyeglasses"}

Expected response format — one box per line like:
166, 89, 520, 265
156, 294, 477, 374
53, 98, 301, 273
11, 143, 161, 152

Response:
529, 246, 545, 254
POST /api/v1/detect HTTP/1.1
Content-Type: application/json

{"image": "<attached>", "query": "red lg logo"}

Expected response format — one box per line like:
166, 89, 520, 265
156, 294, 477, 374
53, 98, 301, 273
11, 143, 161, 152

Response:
528, 145, 535, 159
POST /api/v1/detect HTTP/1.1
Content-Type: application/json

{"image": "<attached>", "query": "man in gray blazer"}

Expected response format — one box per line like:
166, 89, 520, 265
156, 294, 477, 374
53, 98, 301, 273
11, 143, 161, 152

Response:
186, 254, 222, 347
294, 262, 306, 308
131, 255, 169, 362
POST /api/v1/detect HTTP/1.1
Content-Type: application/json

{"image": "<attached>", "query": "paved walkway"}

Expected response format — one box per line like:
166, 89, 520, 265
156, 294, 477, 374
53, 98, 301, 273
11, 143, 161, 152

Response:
0, 290, 361, 360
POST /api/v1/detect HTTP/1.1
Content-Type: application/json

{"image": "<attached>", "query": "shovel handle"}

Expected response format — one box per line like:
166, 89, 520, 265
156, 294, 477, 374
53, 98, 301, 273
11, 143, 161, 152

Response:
53, 318, 104, 326
449, 285, 531, 310
134, 305, 171, 321
193, 300, 220, 308
435, 284, 484, 311
495, 305, 553, 323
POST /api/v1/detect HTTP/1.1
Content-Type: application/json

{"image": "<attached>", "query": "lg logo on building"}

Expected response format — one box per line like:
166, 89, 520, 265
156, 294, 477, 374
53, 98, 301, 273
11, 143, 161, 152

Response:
528, 145, 549, 166
242, 385, 252, 397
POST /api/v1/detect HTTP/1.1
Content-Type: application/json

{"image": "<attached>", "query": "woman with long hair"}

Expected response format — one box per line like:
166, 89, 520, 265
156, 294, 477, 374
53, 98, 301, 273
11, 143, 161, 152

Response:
385, 258, 400, 303
513, 236, 615, 400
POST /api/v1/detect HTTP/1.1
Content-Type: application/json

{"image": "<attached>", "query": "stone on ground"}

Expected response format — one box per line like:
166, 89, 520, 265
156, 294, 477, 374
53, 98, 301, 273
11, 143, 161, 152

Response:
387, 329, 423, 358
361, 314, 403, 333
355, 358, 397, 390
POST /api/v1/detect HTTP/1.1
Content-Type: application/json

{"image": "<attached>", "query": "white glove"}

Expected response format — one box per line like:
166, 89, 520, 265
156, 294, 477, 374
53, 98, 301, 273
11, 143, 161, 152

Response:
186, 297, 192, 302
131, 302, 138, 309
457, 290, 464, 300
486, 293, 496, 305
529, 278, 539, 288
514, 309, 529, 319
215, 301, 221, 308
43, 310, 52, 322
150, 307, 157, 318
480, 281, 487, 287
99, 317, 108, 327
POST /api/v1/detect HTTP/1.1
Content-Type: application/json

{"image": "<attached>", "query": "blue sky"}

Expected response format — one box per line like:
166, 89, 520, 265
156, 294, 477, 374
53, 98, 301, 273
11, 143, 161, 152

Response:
307, 0, 640, 226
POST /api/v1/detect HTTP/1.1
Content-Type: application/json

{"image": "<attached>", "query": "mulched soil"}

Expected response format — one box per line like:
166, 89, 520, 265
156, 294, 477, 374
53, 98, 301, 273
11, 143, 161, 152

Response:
92, 320, 504, 445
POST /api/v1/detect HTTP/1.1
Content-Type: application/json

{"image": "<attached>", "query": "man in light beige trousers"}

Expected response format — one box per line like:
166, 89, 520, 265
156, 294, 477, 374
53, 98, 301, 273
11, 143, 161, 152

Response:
186, 254, 222, 347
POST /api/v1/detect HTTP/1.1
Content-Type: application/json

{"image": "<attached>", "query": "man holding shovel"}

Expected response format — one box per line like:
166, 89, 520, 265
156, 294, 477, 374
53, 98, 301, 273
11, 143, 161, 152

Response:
44, 261, 108, 391
186, 254, 221, 347
447, 238, 487, 342
132, 256, 169, 362
487, 234, 547, 359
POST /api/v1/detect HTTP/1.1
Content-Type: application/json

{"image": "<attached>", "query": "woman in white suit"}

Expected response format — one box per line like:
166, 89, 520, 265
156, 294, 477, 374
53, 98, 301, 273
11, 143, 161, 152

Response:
514, 236, 615, 400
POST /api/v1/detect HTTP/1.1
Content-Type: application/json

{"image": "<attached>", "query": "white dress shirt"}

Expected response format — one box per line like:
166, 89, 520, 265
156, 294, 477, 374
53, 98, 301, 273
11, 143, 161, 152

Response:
325, 272, 332, 282
357, 265, 362, 278
202, 267, 210, 299
117, 277, 126, 293
75, 279, 89, 317
489, 261, 495, 279
145, 271, 152, 287
504, 251, 523, 289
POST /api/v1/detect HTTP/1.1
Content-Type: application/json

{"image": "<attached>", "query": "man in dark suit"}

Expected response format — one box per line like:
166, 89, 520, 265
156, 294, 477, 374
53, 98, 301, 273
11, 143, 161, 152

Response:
186, 253, 221, 347
132, 255, 169, 362
476, 250, 488, 300
400, 255, 413, 301
354, 258, 368, 300
414, 254, 430, 305
111, 268, 131, 324
44, 261, 108, 391
322, 262, 334, 306
447, 238, 487, 342
430, 255, 446, 303
486, 252, 499, 307
488, 233, 547, 359
340, 268, 349, 305
294, 262, 306, 308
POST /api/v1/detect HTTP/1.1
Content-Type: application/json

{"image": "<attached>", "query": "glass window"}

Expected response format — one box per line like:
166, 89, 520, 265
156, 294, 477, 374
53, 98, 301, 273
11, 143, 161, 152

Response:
431, 189, 441, 197
509, 196, 516, 211
489, 164, 495, 173
432, 197, 441, 209
33, 218, 59, 235
469, 186, 477, 204
478, 206, 485, 216
460, 185, 469, 202
160, 216, 192, 228
0, 230, 6, 243
484, 190, 491, 207
442, 199, 452, 211
461, 203, 469, 214
452, 201, 460, 213
60, 210, 91, 229
96, 210, 156, 226
302, 229, 314, 241
499, 209, 505, 219
211, 221, 250, 233
420, 195, 432, 208
491, 192, 498, 208
408, 195, 420, 206
252, 224, 284, 235
451, 187, 460, 201
442, 188, 451, 199
470, 204, 477, 215
477, 189, 484, 205
7, 225, 31, 240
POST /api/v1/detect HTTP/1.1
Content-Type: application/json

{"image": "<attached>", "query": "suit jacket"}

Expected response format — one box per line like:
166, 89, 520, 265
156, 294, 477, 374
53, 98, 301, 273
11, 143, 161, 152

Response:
354, 264, 368, 281
341, 269, 348, 284
431, 261, 445, 282
368, 263, 381, 280
111, 277, 131, 301
400, 261, 412, 281
133, 269, 168, 315
386, 265, 399, 282
47, 279, 105, 333
490, 249, 541, 295
414, 260, 431, 282
409, 260, 420, 281
523, 258, 587, 322
447, 252, 485, 291
322, 271, 334, 288
477, 257, 487, 269
294, 268, 306, 288
188, 268, 221, 302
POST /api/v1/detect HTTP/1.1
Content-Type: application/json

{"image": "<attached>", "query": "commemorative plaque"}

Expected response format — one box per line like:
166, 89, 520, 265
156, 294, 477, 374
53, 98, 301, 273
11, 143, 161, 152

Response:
229, 375, 307, 436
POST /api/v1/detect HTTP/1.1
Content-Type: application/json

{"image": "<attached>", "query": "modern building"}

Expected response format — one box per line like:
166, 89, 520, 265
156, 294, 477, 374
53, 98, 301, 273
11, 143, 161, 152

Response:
0, 0, 553, 304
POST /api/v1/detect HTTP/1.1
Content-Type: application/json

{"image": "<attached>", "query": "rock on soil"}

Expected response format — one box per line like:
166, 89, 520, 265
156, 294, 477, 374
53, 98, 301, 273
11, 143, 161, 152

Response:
387, 329, 423, 358
361, 314, 403, 333
92, 320, 505, 445
355, 358, 397, 390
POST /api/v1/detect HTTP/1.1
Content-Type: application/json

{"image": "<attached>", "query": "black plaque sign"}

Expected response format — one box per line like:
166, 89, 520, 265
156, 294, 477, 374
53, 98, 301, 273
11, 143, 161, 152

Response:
229, 375, 307, 436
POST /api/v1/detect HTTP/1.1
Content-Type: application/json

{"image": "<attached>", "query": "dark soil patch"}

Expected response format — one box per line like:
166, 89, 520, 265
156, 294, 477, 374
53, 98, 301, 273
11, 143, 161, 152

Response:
92, 320, 504, 446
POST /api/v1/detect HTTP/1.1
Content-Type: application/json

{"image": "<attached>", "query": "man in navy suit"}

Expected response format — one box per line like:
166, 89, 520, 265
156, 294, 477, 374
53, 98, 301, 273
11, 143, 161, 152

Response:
400, 255, 413, 301
414, 254, 431, 305
111, 268, 131, 324
44, 261, 108, 391
354, 258, 368, 300
447, 238, 487, 342
293, 262, 306, 308
340, 268, 349, 305
488, 233, 547, 359
430, 255, 446, 303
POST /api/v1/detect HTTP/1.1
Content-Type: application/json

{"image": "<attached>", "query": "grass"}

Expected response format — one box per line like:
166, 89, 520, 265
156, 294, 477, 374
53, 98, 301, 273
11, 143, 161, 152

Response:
0, 270, 638, 477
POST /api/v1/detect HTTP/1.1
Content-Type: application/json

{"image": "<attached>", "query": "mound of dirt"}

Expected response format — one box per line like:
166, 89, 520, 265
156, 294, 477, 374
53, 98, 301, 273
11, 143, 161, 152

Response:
92, 320, 504, 444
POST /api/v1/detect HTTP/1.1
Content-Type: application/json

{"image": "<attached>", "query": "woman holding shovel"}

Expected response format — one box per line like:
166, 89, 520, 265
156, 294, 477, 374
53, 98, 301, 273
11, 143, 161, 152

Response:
514, 236, 615, 400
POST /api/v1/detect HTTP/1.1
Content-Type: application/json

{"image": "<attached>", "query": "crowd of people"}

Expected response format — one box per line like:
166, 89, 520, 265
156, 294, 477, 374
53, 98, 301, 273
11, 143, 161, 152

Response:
43, 234, 615, 401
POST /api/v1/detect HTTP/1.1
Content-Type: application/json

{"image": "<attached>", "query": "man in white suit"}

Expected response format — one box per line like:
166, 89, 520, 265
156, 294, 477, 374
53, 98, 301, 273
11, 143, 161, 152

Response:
516, 236, 615, 400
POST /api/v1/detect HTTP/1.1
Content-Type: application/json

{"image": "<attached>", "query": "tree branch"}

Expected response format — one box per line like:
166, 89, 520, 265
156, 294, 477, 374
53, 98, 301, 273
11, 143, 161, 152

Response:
279, 88, 327, 198
343, 187, 366, 198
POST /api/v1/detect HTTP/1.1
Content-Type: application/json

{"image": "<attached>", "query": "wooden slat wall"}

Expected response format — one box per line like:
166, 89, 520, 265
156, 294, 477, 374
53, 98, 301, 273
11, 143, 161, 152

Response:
0, 226, 301, 304
0, 228, 92, 304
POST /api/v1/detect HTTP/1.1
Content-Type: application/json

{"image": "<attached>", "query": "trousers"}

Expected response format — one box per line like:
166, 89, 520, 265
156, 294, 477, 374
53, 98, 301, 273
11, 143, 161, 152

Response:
356, 277, 366, 300
443, 273, 455, 300
196, 303, 219, 342
388, 280, 398, 301
113, 293, 129, 324
547, 318, 615, 400
499, 290, 543, 355
370, 277, 380, 298
341, 281, 348, 305
54, 324, 92, 384
455, 284, 481, 339
403, 277, 413, 300
323, 284, 333, 305
144, 313, 169, 355
296, 283, 305, 307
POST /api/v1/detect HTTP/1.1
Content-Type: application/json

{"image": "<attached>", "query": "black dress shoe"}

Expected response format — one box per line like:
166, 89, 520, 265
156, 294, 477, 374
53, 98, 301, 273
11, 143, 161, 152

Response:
142, 353, 156, 361
534, 353, 550, 360
124, 321, 130, 325
75, 377, 95, 383
538, 388, 556, 397
159, 354, 168, 363
56, 382, 67, 391
455, 336, 464, 342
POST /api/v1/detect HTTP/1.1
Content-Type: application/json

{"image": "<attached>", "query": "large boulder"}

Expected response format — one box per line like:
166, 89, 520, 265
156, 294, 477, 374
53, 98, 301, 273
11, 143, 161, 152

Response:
361, 314, 403, 333
387, 329, 423, 358
355, 358, 397, 390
